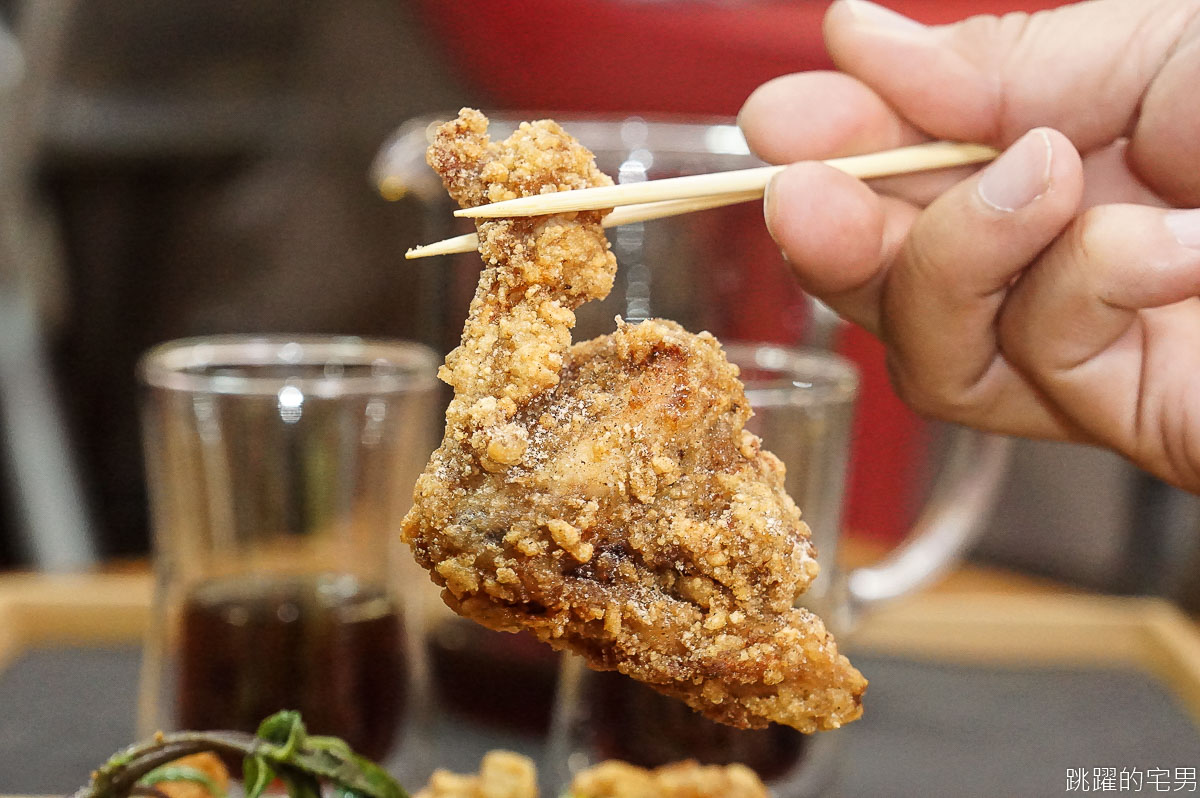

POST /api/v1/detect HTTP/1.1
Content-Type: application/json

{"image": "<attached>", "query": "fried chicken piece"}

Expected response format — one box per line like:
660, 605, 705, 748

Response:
402, 108, 866, 732
413, 751, 768, 798
570, 759, 769, 798
415, 751, 538, 798
151, 753, 230, 798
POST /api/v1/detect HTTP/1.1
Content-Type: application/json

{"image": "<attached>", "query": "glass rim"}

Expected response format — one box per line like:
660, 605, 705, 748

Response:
137, 334, 441, 397
373, 111, 758, 203
724, 342, 859, 408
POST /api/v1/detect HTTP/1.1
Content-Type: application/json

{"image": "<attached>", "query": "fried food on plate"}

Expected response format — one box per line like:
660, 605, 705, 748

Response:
402, 108, 865, 732
415, 750, 538, 798
151, 753, 230, 798
569, 759, 768, 798
414, 751, 768, 798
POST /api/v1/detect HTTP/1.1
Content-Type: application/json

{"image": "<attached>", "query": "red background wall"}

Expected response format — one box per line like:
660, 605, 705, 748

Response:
412, 0, 1070, 542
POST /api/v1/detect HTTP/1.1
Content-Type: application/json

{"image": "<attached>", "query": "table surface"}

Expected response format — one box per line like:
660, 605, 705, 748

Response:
3, 548, 1200, 797
3, 645, 1198, 797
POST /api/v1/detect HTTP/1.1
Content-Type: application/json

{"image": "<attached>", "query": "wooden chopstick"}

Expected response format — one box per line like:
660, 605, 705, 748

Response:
454, 141, 999, 219
406, 190, 761, 259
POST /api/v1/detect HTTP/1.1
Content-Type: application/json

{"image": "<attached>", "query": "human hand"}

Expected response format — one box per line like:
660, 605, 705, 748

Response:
738, 0, 1200, 493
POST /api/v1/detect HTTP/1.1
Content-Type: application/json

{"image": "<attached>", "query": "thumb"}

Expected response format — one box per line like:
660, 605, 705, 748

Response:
825, 0, 1200, 202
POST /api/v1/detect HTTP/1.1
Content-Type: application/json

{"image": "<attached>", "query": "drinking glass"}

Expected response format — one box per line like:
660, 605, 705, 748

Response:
373, 114, 824, 350
547, 343, 1010, 797
136, 335, 440, 767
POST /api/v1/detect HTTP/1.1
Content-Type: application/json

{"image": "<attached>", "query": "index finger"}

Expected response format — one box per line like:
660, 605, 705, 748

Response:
738, 71, 926, 165
739, 71, 984, 206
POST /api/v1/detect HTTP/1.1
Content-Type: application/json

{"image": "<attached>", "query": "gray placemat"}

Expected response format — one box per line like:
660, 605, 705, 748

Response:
0, 648, 139, 793
2, 647, 1198, 796
838, 658, 1200, 797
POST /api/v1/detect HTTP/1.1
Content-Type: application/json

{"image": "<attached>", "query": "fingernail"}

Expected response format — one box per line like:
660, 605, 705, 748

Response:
842, 0, 928, 35
763, 176, 795, 265
1165, 208, 1200, 249
977, 129, 1053, 212
763, 173, 780, 242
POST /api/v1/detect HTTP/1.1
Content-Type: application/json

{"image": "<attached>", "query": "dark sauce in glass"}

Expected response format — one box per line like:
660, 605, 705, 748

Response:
427, 618, 560, 733
177, 574, 406, 761
587, 670, 807, 781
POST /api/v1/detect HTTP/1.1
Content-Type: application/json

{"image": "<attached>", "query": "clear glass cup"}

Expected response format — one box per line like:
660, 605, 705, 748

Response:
547, 343, 1010, 797
373, 114, 826, 350
135, 335, 440, 769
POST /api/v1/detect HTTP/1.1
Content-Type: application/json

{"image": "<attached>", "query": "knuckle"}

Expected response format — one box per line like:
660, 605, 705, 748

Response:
886, 352, 972, 422
954, 10, 1037, 139
1072, 206, 1111, 268
898, 226, 948, 291
955, 9, 1036, 57
1069, 206, 1128, 304
995, 311, 1033, 369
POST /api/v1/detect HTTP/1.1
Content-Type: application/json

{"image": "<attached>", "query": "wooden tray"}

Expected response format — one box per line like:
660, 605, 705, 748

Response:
2, 571, 1199, 725
0, 573, 151, 673
855, 591, 1200, 726
3, 571, 1200, 798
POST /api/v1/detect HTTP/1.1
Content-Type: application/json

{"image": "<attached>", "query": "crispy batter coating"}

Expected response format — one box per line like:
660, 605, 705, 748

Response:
414, 751, 538, 798
413, 752, 767, 798
413, 751, 768, 798
570, 759, 769, 798
152, 753, 230, 798
402, 109, 866, 732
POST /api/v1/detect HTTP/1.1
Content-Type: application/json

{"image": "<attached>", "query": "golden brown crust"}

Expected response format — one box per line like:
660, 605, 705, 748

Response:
570, 759, 770, 798
151, 753, 230, 798
413, 752, 769, 798
414, 751, 537, 798
402, 108, 866, 732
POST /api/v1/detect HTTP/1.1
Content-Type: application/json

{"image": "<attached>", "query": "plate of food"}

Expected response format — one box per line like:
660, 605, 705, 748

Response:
66, 709, 770, 798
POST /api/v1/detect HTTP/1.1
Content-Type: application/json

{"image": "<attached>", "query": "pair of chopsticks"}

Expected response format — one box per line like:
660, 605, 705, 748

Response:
405, 141, 998, 259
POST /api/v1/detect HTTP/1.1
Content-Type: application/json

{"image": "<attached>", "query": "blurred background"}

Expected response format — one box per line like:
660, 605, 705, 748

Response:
1, 0, 1199, 607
